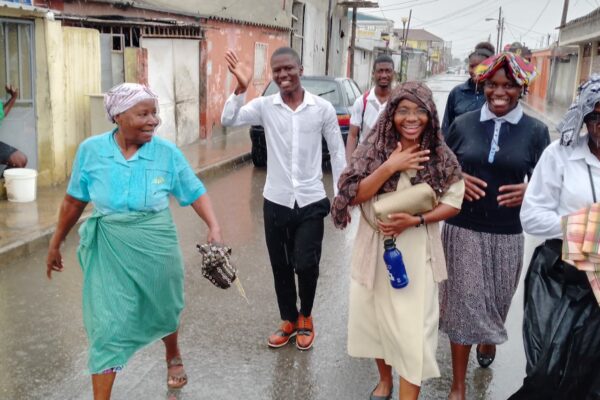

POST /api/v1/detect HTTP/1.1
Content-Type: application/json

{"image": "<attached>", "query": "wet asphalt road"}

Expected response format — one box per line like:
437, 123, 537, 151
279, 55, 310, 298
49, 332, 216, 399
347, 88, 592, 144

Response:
0, 74, 543, 400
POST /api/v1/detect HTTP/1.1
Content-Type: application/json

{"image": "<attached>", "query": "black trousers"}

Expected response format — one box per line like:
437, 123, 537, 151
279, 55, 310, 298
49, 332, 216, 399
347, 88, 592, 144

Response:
263, 197, 330, 322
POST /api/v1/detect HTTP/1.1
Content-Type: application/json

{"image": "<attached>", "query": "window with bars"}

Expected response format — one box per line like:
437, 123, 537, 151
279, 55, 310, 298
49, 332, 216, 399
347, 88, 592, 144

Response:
0, 20, 34, 103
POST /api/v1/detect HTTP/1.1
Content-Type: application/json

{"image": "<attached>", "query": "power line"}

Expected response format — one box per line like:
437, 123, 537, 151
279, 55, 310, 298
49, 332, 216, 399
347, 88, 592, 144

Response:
375, 0, 422, 11
503, 21, 547, 37
410, 0, 497, 29
519, 0, 552, 39
365, 0, 440, 13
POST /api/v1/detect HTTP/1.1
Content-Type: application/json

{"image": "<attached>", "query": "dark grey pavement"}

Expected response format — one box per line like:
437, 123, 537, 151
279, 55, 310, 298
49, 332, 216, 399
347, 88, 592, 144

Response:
1, 166, 527, 400
0, 73, 563, 399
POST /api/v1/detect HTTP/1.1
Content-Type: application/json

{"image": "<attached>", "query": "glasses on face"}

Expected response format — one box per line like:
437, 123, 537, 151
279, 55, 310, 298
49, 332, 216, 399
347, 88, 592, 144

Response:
395, 107, 428, 118
584, 112, 600, 124
483, 81, 520, 90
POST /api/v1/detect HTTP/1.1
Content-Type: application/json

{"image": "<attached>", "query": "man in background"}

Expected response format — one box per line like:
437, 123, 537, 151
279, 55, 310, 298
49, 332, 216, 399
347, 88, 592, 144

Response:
345, 54, 395, 162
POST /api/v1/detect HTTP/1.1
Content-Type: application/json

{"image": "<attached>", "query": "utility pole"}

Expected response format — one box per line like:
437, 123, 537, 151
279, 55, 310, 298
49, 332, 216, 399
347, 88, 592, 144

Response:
496, 7, 502, 53
339, 1, 379, 80
349, 6, 357, 79
560, 0, 570, 27
499, 15, 504, 51
325, 0, 334, 76
399, 10, 412, 82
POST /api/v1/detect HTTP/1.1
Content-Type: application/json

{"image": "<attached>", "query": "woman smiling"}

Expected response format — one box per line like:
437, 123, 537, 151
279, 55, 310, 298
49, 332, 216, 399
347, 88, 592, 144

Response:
46, 83, 222, 399
439, 53, 550, 400
332, 82, 464, 400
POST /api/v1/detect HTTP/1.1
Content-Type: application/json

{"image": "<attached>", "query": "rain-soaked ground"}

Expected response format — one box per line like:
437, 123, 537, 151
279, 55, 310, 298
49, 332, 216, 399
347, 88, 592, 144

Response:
0, 74, 540, 399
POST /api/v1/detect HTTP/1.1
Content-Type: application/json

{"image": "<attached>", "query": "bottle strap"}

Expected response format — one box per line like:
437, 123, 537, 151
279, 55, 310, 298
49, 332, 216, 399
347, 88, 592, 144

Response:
588, 164, 597, 203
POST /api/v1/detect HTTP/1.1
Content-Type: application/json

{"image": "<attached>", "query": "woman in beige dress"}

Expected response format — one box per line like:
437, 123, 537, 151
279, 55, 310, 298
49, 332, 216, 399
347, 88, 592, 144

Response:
332, 82, 464, 400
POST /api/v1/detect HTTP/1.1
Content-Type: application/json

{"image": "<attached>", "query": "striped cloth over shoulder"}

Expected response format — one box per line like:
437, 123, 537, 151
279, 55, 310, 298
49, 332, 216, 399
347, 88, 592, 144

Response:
562, 203, 600, 306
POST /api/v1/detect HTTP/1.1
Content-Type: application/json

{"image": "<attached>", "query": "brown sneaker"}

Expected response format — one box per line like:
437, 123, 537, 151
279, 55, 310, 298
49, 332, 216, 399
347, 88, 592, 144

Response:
267, 320, 297, 348
296, 315, 315, 350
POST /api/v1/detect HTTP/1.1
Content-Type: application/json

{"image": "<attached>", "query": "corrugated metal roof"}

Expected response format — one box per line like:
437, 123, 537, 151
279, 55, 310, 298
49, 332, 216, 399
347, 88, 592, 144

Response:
563, 6, 600, 28
0, 1, 50, 15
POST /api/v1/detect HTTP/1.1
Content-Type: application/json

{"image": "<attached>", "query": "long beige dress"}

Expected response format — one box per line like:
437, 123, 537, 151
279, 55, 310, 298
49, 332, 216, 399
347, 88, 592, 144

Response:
347, 170, 464, 386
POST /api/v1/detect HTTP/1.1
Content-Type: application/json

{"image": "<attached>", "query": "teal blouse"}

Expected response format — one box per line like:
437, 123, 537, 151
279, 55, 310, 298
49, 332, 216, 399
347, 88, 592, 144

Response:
67, 130, 206, 214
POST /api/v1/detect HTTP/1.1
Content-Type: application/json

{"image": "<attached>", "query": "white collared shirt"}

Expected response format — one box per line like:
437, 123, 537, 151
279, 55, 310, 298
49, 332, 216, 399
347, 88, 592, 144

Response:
480, 103, 524, 163
349, 88, 387, 142
520, 138, 600, 239
221, 89, 346, 208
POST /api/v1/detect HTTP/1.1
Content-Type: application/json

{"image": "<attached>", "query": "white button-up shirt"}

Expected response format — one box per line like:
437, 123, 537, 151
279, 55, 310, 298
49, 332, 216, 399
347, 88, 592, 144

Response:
521, 139, 600, 239
221, 90, 346, 209
349, 88, 387, 142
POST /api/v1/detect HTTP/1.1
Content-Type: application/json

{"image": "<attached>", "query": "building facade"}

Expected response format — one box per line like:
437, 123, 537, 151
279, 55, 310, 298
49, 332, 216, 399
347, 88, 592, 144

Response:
559, 7, 600, 93
2, 0, 348, 186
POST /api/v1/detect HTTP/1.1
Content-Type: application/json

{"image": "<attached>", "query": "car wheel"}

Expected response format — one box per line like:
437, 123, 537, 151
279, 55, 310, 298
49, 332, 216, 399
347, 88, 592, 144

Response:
251, 142, 267, 167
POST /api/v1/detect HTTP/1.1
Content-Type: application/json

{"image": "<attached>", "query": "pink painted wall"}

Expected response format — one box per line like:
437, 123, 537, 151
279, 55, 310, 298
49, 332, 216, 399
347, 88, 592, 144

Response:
201, 20, 289, 138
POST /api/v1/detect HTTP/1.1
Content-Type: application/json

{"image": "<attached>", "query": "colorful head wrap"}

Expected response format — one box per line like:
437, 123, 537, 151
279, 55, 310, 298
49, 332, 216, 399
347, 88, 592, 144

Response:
331, 81, 462, 229
474, 52, 537, 88
558, 74, 600, 146
104, 83, 159, 123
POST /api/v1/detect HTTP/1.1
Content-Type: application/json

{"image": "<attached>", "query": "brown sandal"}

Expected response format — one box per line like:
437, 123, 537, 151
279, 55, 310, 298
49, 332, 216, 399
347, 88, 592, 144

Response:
167, 356, 188, 389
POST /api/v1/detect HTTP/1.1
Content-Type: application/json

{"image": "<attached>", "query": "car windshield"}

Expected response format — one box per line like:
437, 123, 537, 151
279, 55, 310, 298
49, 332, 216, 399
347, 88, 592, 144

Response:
263, 79, 341, 105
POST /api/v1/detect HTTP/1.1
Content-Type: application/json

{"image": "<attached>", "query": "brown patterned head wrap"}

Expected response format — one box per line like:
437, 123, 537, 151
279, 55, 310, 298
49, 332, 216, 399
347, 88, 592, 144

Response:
331, 81, 462, 229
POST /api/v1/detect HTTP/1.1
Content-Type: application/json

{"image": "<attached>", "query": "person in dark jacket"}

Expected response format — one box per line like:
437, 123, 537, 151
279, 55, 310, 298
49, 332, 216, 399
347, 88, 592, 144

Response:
439, 52, 550, 400
441, 42, 494, 136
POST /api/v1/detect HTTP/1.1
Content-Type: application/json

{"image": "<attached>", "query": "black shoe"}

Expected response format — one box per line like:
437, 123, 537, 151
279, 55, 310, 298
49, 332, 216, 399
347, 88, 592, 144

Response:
476, 344, 496, 368
369, 383, 393, 400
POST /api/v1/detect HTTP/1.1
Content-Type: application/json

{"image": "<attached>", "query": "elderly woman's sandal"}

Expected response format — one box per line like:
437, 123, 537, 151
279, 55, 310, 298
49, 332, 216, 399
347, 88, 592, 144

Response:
167, 356, 188, 389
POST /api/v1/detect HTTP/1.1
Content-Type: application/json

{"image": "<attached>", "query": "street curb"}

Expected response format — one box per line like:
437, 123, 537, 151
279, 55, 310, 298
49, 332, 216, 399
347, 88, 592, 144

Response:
0, 152, 251, 268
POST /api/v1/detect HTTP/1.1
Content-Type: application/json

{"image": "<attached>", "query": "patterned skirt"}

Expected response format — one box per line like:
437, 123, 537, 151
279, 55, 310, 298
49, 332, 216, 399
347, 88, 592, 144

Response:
439, 223, 524, 345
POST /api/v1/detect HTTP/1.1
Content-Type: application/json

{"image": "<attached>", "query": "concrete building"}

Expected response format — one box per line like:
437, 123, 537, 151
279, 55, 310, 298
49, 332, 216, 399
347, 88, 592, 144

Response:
349, 11, 396, 90
558, 7, 600, 92
1, 0, 348, 186
0, 1, 103, 186
403, 28, 446, 75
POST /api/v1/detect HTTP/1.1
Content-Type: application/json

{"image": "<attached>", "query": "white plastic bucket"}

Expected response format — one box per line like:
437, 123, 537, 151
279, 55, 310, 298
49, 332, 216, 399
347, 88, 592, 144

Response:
4, 168, 38, 202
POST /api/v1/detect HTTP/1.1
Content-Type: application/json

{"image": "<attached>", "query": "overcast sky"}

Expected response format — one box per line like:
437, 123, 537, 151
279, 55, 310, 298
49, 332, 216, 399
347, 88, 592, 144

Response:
361, 0, 599, 59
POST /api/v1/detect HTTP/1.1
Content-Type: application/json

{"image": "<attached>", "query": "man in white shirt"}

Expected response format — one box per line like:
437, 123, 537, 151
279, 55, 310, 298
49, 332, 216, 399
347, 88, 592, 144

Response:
345, 55, 395, 162
221, 47, 346, 351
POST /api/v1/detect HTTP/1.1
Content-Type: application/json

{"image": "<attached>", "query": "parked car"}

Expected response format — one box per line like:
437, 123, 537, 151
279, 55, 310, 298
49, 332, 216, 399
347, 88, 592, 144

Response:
249, 76, 362, 167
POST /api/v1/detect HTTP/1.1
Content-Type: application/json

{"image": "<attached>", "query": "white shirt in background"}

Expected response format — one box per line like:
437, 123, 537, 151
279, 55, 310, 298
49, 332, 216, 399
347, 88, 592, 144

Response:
221, 90, 346, 209
349, 88, 387, 142
521, 139, 600, 239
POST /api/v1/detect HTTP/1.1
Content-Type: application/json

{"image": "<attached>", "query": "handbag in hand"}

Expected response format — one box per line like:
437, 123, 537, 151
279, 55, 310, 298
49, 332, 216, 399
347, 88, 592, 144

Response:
196, 243, 237, 289
372, 182, 437, 222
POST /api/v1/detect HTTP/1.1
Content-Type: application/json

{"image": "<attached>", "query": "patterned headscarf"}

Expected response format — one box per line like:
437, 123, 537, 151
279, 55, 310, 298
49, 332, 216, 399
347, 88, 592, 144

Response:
558, 74, 600, 146
104, 83, 159, 123
331, 81, 462, 229
474, 52, 537, 89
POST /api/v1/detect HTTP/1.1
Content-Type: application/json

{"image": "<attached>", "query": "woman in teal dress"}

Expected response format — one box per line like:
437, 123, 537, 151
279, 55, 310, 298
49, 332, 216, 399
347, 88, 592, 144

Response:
46, 83, 222, 399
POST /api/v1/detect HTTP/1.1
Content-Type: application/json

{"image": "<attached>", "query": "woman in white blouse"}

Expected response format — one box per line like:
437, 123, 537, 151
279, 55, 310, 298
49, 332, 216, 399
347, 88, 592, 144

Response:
511, 75, 600, 399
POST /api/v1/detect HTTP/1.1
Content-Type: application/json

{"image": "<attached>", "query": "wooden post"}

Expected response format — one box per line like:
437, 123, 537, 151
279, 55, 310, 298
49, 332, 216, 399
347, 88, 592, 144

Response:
349, 6, 357, 79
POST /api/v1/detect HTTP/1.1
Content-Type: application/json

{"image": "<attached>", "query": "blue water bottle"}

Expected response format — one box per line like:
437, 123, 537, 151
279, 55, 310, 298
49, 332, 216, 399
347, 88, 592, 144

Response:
383, 238, 409, 289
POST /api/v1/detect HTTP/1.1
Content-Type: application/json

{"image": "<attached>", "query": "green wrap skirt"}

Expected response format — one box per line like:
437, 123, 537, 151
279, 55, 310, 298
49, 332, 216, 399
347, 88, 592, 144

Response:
77, 208, 184, 374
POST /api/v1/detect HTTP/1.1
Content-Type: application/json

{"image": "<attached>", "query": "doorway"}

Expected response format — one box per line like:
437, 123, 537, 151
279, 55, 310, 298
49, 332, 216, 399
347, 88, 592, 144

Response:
0, 19, 36, 169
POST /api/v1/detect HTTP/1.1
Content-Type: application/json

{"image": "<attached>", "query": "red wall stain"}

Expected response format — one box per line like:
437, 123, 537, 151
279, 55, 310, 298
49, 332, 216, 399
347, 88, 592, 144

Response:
529, 49, 552, 102
201, 20, 289, 138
